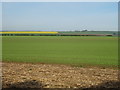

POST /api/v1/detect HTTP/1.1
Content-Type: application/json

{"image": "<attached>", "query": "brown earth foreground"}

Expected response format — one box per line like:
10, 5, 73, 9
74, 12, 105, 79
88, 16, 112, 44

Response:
2, 62, 120, 89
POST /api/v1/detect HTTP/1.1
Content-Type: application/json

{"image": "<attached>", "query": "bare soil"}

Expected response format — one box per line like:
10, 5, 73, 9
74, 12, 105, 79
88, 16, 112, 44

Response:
2, 62, 120, 89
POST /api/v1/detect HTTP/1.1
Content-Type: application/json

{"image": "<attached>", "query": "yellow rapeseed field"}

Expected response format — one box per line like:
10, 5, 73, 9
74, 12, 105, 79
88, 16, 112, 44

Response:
0, 31, 58, 34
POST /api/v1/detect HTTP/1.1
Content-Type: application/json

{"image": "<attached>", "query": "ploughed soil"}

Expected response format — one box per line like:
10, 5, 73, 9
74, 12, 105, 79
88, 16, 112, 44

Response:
2, 62, 120, 89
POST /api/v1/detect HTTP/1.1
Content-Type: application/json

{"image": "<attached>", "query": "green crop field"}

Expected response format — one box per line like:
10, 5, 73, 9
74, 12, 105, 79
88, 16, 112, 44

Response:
2, 36, 118, 67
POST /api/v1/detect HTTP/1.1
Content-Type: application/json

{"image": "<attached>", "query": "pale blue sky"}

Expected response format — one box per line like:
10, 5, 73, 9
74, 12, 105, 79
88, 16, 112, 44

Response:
2, 2, 118, 31
0, 3, 2, 31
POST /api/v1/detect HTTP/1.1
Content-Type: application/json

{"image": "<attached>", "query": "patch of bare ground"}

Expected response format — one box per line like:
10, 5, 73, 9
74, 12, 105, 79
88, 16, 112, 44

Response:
2, 62, 120, 89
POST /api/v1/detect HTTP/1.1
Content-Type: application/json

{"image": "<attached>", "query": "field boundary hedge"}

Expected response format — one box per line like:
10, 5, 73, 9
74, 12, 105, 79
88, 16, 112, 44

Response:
0, 34, 113, 36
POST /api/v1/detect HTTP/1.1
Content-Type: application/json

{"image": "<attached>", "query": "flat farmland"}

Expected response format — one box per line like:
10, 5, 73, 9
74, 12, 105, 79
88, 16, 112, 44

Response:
2, 36, 118, 67
2, 36, 119, 88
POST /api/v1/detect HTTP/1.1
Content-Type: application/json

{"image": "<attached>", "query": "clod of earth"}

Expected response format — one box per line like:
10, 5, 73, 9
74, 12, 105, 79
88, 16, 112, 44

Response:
2, 62, 119, 89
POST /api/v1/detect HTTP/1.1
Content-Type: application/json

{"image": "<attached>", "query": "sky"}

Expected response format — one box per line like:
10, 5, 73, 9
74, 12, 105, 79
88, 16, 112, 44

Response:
2, 2, 118, 31
1, 0, 119, 2
0, 2, 2, 31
